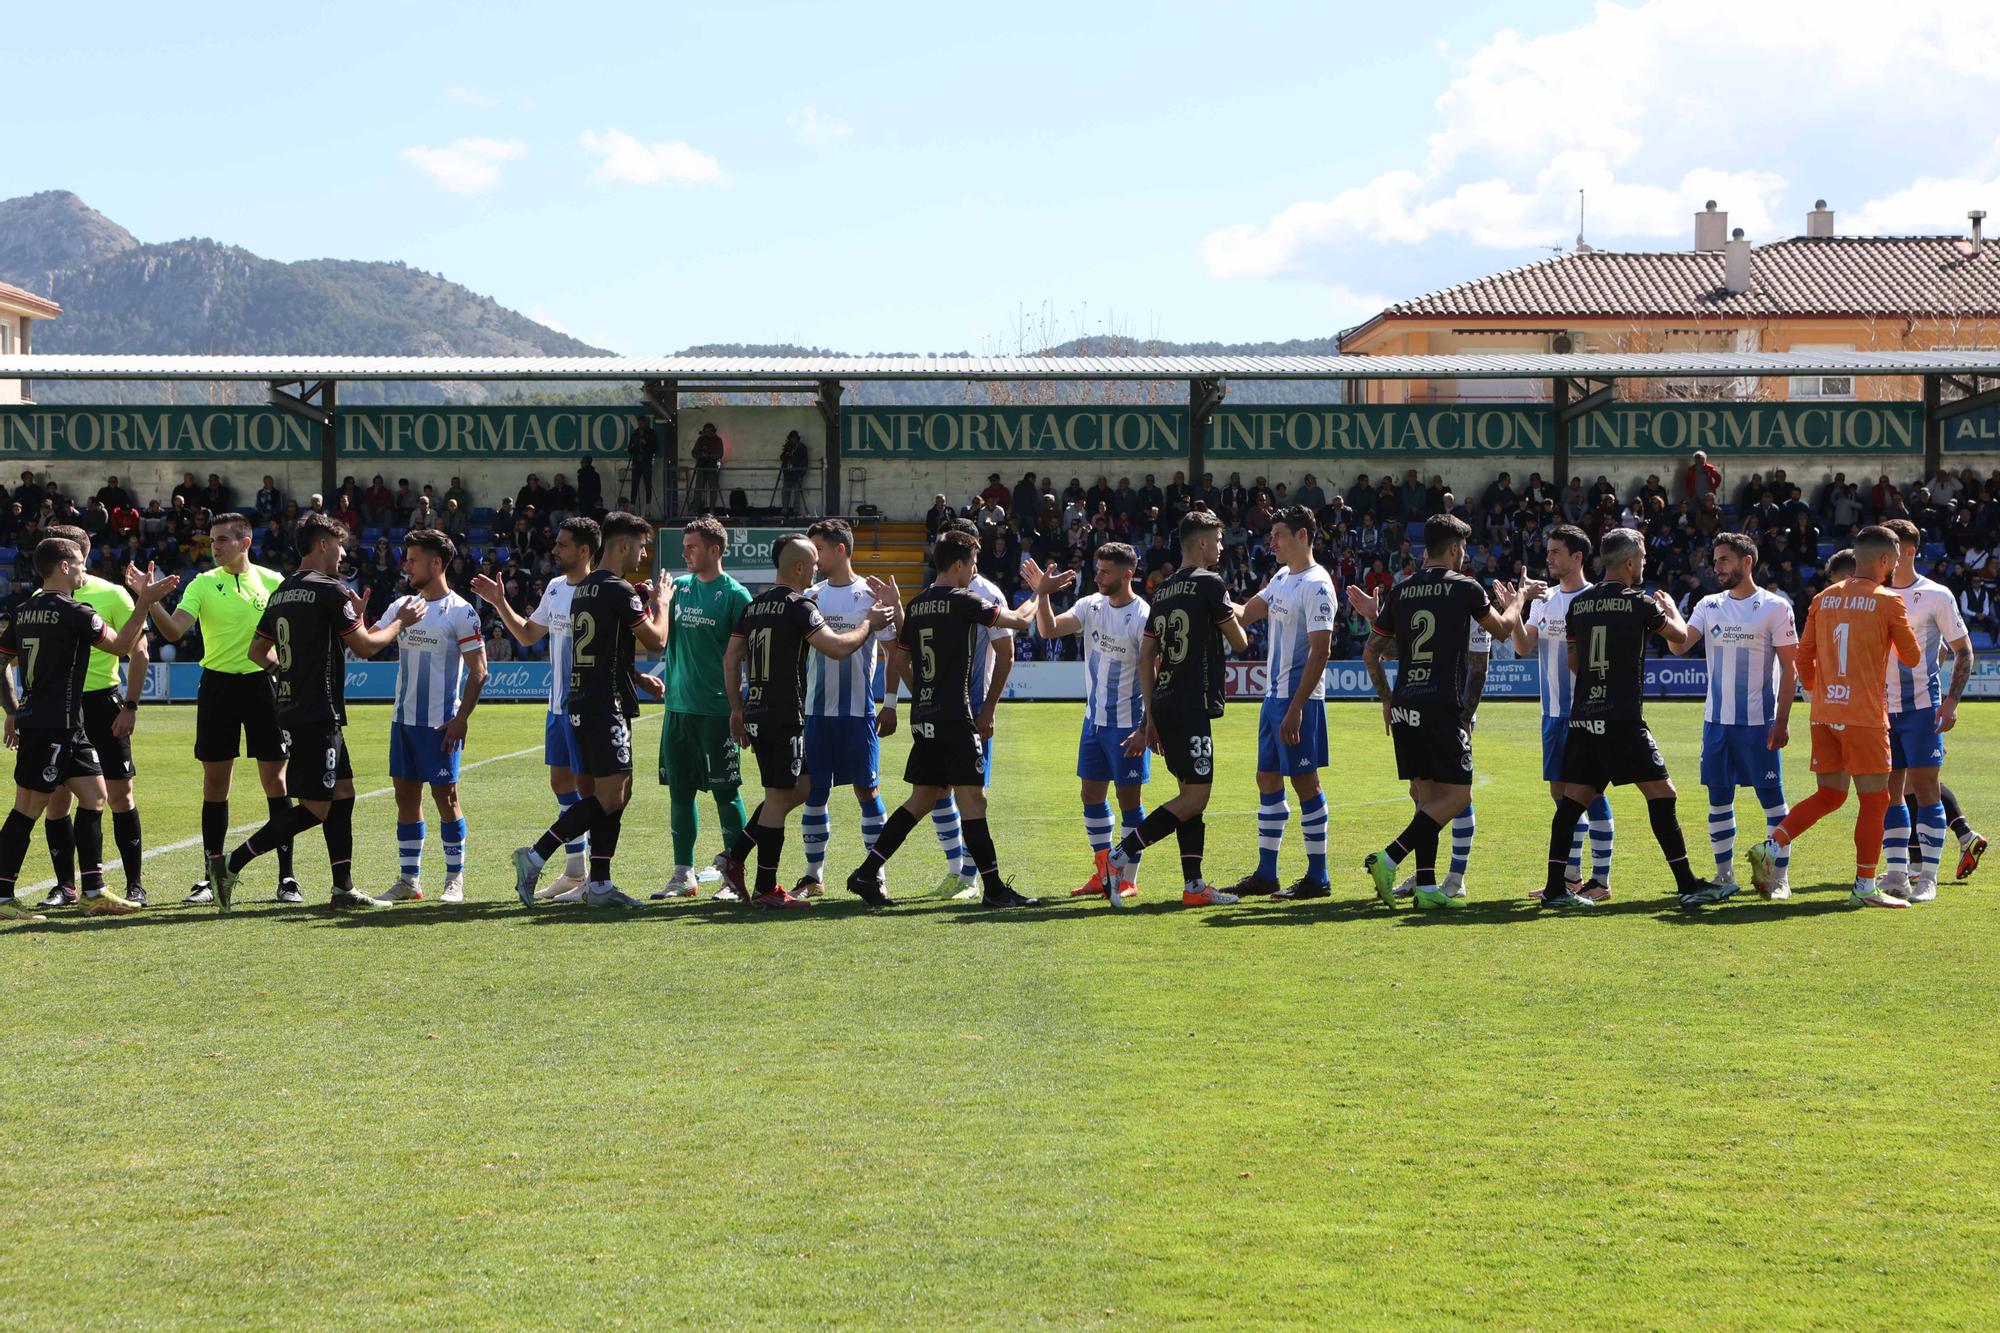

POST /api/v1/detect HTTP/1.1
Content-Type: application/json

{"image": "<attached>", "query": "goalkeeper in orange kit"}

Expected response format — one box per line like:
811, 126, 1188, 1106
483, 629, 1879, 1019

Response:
1748, 526, 1920, 907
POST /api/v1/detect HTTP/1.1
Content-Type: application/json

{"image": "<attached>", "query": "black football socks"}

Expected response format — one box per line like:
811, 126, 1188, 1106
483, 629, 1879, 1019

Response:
1647, 796, 1701, 893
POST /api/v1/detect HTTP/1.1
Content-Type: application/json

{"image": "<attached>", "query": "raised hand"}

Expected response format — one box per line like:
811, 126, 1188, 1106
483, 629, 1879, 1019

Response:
653, 566, 675, 612
1019, 557, 1075, 597
470, 574, 503, 606
1490, 580, 1518, 611
133, 569, 180, 605
635, 672, 667, 700
395, 597, 428, 626
866, 602, 894, 629
1345, 584, 1379, 620
1519, 578, 1549, 603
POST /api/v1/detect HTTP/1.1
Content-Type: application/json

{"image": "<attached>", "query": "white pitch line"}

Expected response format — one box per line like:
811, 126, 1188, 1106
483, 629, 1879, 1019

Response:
17, 713, 663, 894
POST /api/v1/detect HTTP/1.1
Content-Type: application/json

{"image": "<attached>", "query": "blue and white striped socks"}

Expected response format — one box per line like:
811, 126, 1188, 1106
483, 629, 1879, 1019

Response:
1255, 790, 1289, 881
933, 797, 971, 879
802, 798, 831, 875
556, 788, 589, 875
1084, 801, 1114, 856
1588, 796, 1614, 887
1449, 803, 1475, 880
1707, 793, 1736, 876
859, 793, 887, 852
1300, 791, 1328, 882
1757, 788, 1790, 879
1121, 805, 1144, 866
1883, 799, 1911, 879
1916, 799, 1947, 883
442, 817, 467, 878
397, 820, 425, 879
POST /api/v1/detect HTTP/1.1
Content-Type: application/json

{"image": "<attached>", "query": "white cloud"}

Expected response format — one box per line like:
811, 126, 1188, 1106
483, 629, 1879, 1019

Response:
1848, 139, 2000, 234
445, 86, 499, 108
1205, 1, 2000, 278
793, 105, 853, 147
400, 138, 526, 194
579, 127, 725, 186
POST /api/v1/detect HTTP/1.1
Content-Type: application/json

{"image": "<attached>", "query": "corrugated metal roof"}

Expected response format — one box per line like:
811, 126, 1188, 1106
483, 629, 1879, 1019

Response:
0, 350, 1997, 381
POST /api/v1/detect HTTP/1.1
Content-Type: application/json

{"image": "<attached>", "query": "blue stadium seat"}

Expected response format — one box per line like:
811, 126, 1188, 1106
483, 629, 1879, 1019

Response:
472, 507, 495, 522
468, 527, 492, 543
1405, 521, 1424, 542
1817, 541, 1837, 558
362, 527, 384, 544
0, 547, 14, 566
1922, 543, 1945, 561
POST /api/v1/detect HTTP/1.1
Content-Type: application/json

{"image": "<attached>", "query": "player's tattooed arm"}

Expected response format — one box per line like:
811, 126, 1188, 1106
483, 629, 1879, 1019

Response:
1019, 558, 1080, 637
1363, 628, 1393, 735
126, 561, 194, 640
469, 574, 546, 647
1940, 635, 1974, 733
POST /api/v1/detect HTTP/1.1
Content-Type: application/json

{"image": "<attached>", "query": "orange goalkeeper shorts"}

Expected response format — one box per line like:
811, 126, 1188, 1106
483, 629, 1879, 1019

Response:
1808, 721, 1891, 777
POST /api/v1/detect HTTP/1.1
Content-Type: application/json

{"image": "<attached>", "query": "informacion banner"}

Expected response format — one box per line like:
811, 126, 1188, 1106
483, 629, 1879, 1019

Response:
1207, 405, 1550, 459
843, 405, 1189, 460
1572, 402, 1921, 455
0, 405, 644, 458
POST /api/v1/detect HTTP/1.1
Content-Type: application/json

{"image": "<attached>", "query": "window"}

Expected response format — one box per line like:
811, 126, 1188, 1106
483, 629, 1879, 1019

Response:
0, 321, 12, 354
1787, 343, 1854, 400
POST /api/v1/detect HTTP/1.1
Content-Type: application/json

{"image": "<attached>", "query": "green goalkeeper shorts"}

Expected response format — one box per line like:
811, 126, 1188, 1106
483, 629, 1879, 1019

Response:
659, 710, 742, 791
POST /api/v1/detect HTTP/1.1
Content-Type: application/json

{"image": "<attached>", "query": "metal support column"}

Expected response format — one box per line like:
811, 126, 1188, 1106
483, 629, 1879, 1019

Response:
1188, 376, 1225, 493
1552, 376, 1614, 485
268, 379, 337, 497
1923, 374, 1943, 481
643, 379, 678, 517
817, 380, 844, 515
1551, 378, 1570, 485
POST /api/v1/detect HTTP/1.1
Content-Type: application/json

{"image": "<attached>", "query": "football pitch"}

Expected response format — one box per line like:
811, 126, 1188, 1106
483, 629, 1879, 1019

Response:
5, 701, 1999, 1328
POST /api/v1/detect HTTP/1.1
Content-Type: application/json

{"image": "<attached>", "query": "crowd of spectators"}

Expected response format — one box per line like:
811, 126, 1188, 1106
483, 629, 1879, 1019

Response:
0, 463, 632, 666
930, 456, 2000, 663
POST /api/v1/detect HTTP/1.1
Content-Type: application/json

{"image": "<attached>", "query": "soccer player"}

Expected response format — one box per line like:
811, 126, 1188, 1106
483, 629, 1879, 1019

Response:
1105, 511, 1248, 904
794, 518, 900, 897
1513, 525, 1616, 900
377, 530, 487, 904
472, 517, 596, 903
515, 514, 674, 908
1229, 506, 1337, 900
712, 535, 894, 908
845, 530, 1039, 909
1749, 527, 1921, 907
0, 540, 174, 920
1020, 543, 1151, 901
1660, 533, 1798, 899
1359, 515, 1525, 908
207, 515, 421, 911
654, 517, 753, 901
1536, 528, 1725, 909
142, 512, 296, 905
36, 525, 151, 909
926, 517, 1014, 900
1876, 518, 1974, 902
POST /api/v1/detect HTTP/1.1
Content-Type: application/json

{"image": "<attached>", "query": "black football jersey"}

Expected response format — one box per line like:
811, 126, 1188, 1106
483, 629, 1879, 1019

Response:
898, 584, 999, 725
737, 585, 826, 728
567, 569, 647, 717
1565, 580, 1666, 722
1371, 567, 1492, 707
255, 570, 359, 726
1146, 565, 1233, 719
0, 591, 105, 731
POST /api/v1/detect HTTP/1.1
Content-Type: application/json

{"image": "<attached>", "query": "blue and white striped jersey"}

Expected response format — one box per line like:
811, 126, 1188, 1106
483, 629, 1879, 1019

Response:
967, 573, 1013, 709
1686, 587, 1798, 726
376, 591, 483, 728
1261, 563, 1337, 701
529, 577, 578, 715
1525, 583, 1591, 717
1883, 575, 1969, 714
1071, 592, 1149, 728
805, 577, 896, 717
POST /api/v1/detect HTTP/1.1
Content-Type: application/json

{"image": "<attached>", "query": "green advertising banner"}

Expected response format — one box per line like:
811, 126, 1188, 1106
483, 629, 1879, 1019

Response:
340, 406, 635, 457
843, 405, 1188, 459
1206, 405, 1549, 458
0, 406, 319, 458
1572, 402, 1921, 455
1943, 404, 2000, 452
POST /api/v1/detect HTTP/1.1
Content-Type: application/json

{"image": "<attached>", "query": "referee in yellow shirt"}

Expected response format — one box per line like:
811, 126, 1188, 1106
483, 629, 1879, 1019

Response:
142, 512, 298, 904
36, 526, 151, 906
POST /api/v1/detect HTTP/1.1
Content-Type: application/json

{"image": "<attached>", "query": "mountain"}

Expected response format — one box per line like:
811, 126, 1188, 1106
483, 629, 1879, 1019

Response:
2, 191, 1347, 406
0, 191, 611, 404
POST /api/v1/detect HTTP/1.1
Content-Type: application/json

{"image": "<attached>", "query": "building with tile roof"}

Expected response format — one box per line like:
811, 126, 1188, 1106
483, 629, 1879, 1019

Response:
0, 280, 60, 405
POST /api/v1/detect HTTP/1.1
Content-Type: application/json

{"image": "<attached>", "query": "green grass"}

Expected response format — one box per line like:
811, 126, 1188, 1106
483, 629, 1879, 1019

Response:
5, 701, 2000, 1329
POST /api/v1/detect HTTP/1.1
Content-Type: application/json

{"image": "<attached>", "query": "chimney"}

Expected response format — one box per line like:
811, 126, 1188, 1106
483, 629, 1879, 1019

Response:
1973, 210, 1988, 249
1724, 227, 1752, 294
1695, 200, 1728, 251
1807, 199, 1834, 238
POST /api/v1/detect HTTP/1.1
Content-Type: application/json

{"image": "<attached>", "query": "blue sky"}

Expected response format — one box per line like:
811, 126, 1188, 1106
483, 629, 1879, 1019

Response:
12, 1, 2000, 353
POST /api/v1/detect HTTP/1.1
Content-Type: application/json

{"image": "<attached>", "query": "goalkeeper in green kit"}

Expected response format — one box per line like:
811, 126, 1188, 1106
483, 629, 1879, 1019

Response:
651, 517, 755, 900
